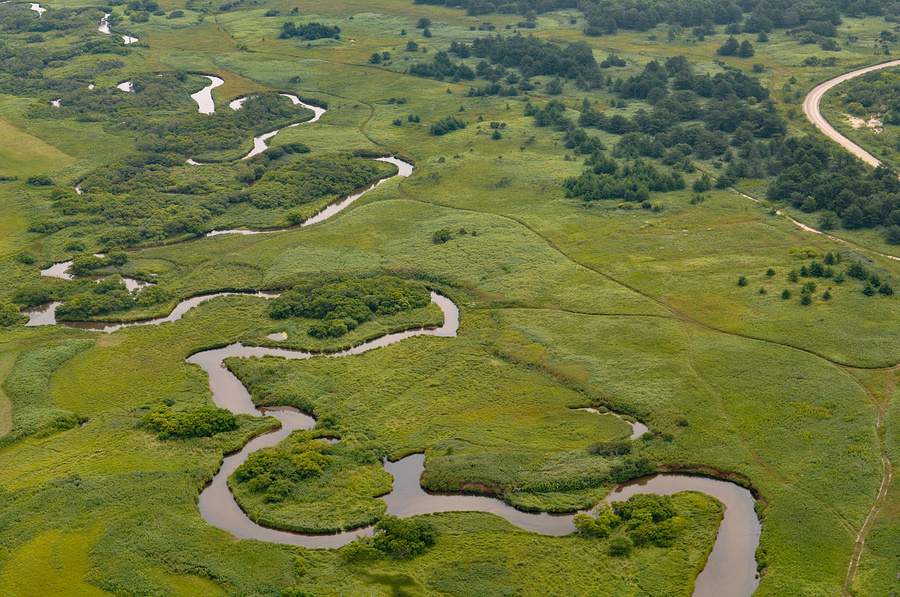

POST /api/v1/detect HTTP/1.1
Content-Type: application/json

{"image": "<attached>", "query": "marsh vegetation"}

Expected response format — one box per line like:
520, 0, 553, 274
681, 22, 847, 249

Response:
1, 0, 900, 594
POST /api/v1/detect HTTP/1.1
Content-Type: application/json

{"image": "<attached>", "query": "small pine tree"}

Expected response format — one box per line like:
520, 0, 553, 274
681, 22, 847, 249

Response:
766, 268, 775, 276
737, 276, 748, 286
823, 290, 832, 300
788, 270, 799, 282
781, 289, 791, 299
800, 294, 812, 305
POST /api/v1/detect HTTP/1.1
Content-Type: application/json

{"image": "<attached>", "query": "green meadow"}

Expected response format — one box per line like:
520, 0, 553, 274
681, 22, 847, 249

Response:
0, 0, 899, 594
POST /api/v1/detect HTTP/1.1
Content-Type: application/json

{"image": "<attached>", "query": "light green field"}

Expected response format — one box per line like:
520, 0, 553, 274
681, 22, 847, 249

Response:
0, 0, 898, 594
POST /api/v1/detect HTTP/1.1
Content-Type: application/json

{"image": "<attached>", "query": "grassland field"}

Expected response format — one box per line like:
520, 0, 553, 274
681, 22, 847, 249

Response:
2, 0, 900, 595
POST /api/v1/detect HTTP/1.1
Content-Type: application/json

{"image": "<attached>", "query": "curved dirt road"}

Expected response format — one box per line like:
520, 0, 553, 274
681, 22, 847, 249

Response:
802, 60, 900, 596
802, 59, 900, 167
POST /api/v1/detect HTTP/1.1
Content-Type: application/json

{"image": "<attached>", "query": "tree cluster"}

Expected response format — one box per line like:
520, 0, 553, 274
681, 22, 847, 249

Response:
564, 158, 686, 203
574, 493, 682, 550
412, 0, 862, 36
141, 405, 238, 440
268, 275, 432, 338
429, 115, 466, 135
279, 21, 341, 40
233, 439, 332, 503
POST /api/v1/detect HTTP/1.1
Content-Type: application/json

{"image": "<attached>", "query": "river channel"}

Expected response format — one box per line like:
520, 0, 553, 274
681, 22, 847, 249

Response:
24, 73, 760, 594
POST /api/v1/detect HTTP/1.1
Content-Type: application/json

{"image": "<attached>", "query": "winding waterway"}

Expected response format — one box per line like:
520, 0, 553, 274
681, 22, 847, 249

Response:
206, 156, 412, 236
189, 293, 758, 596
190, 76, 224, 114
237, 94, 326, 159
25, 70, 761, 592
98, 12, 138, 44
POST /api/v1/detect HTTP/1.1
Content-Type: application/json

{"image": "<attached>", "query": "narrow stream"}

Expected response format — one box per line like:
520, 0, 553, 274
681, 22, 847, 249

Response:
190, 294, 759, 597
238, 94, 327, 159
25, 291, 276, 332
608, 475, 761, 597
190, 76, 224, 114
206, 157, 412, 236
25, 63, 760, 592
98, 12, 138, 44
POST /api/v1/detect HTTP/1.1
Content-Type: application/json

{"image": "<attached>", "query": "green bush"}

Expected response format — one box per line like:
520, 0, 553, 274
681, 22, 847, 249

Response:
372, 515, 435, 558
26, 174, 53, 186
141, 406, 238, 440
574, 505, 621, 538
608, 535, 634, 557
587, 439, 631, 456
268, 275, 431, 338
429, 116, 466, 136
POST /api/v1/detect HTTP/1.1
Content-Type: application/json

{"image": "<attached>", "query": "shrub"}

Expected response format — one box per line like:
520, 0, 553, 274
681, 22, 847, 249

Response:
16, 252, 36, 265
166, 10, 184, 18
280, 22, 340, 40
429, 116, 465, 135
372, 515, 435, 557
737, 276, 747, 286
879, 283, 894, 296
0, 303, 24, 327
574, 505, 621, 538
269, 275, 431, 338
141, 406, 238, 439
26, 174, 53, 186
608, 535, 634, 557
588, 440, 632, 456
432, 228, 453, 244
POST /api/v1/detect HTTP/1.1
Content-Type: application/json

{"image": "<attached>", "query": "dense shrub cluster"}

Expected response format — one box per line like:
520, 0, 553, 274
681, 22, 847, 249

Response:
564, 159, 685, 203
574, 494, 681, 549
429, 115, 466, 135
142, 405, 238, 440
55, 277, 137, 320
247, 153, 388, 209
836, 70, 900, 123
413, 0, 864, 35
279, 21, 341, 40
372, 515, 436, 557
46, 152, 377, 248
764, 136, 900, 238
53, 276, 171, 320
233, 439, 332, 502
269, 275, 431, 337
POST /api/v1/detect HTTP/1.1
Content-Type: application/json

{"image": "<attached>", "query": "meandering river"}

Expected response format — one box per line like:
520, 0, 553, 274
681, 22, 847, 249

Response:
189, 293, 758, 596
28, 72, 760, 593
